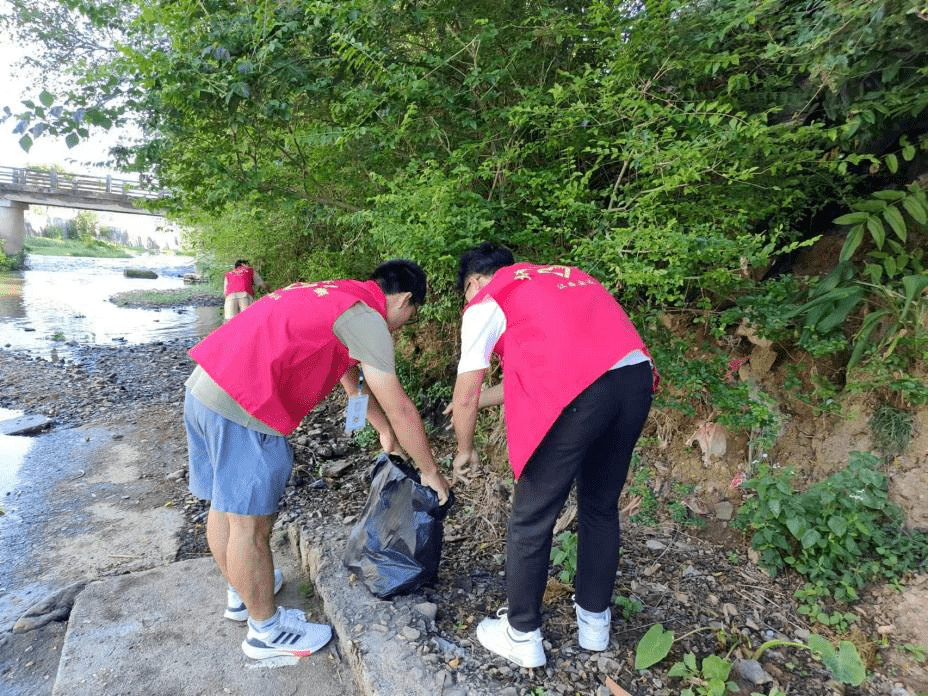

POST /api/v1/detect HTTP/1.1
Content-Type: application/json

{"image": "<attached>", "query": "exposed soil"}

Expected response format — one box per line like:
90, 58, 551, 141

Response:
2, 285, 927, 695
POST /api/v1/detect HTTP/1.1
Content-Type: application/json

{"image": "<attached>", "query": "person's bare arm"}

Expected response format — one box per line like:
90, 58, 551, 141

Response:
339, 366, 400, 454
478, 382, 503, 408
361, 363, 450, 502
450, 368, 486, 483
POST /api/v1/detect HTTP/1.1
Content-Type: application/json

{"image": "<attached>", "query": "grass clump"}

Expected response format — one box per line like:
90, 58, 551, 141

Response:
869, 404, 915, 458
109, 287, 222, 307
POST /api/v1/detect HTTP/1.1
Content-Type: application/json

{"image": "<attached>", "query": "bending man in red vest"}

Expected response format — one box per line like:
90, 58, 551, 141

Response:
184, 259, 451, 660
223, 259, 268, 321
450, 243, 657, 669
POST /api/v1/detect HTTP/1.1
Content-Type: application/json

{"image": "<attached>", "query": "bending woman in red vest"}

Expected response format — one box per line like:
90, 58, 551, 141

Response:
185, 259, 450, 661
223, 259, 268, 321
449, 242, 657, 669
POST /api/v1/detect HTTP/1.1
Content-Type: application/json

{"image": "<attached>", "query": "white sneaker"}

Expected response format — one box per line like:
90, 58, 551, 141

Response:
225, 568, 284, 621
476, 608, 546, 668
242, 606, 332, 659
575, 601, 611, 651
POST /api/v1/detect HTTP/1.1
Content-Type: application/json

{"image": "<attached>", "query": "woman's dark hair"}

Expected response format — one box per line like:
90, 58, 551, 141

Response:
456, 242, 515, 290
234, 259, 248, 268
370, 259, 428, 305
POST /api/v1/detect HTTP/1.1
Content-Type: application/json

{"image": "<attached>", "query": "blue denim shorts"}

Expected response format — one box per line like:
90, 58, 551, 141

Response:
183, 391, 293, 516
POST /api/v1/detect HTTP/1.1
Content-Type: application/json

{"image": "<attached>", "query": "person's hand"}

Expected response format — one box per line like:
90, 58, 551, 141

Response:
452, 450, 479, 485
420, 469, 451, 505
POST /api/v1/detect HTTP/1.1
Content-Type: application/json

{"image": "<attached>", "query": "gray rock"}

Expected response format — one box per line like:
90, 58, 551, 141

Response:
123, 268, 158, 279
414, 601, 438, 622
13, 581, 87, 633
402, 626, 421, 641
714, 501, 734, 521
0, 413, 52, 435
734, 658, 773, 685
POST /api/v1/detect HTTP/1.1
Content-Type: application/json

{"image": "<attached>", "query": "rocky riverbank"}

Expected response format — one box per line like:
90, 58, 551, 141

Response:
1, 339, 926, 696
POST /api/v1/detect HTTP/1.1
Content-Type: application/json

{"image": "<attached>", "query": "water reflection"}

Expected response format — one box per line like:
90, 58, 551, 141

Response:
0, 408, 31, 499
0, 273, 26, 319
0, 254, 221, 358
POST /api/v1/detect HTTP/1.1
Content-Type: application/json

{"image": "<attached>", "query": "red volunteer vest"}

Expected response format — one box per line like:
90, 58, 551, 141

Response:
468, 262, 657, 479
189, 279, 388, 435
225, 266, 255, 295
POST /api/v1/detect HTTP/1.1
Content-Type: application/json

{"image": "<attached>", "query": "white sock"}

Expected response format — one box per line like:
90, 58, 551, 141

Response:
248, 607, 280, 632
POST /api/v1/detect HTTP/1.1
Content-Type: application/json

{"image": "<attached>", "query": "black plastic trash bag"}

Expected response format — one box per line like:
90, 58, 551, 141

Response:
343, 453, 454, 599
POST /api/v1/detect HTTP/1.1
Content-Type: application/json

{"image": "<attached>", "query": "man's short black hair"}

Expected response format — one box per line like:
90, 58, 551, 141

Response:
370, 259, 428, 305
456, 242, 515, 290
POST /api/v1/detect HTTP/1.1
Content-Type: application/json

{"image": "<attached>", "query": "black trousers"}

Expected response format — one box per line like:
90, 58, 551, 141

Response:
505, 361, 653, 632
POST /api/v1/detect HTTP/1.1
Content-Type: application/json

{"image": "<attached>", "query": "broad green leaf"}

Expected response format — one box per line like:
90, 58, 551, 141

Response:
883, 256, 897, 277
827, 516, 848, 537
872, 190, 906, 201
902, 196, 928, 225
883, 206, 907, 242
855, 199, 888, 212
870, 215, 886, 248
800, 528, 822, 548
65, 133, 80, 148
39, 89, 54, 107
839, 224, 864, 261
884, 153, 898, 173
18, 134, 33, 152
702, 654, 732, 681
808, 633, 836, 659
833, 211, 868, 225
821, 641, 866, 686
866, 216, 885, 244
635, 624, 674, 670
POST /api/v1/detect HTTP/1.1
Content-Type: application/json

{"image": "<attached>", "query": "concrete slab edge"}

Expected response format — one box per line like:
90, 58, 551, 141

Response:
288, 520, 496, 696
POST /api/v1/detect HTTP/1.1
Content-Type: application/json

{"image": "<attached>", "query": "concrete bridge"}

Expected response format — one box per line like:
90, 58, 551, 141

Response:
0, 166, 166, 256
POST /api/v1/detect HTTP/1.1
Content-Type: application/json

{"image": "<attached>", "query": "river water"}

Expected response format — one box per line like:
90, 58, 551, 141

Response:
0, 252, 220, 499
0, 253, 221, 359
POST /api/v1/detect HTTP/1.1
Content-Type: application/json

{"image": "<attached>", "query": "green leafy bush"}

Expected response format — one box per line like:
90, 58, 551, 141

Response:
735, 452, 928, 628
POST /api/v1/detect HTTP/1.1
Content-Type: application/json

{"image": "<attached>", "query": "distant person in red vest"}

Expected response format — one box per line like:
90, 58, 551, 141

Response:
184, 259, 451, 660
223, 259, 268, 321
449, 242, 658, 669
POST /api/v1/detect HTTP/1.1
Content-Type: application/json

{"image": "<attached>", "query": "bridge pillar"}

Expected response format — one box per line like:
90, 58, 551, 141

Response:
0, 199, 28, 256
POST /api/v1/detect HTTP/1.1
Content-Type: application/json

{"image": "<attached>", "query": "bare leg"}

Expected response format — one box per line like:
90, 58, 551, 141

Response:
226, 513, 276, 622
206, 508, 231, 581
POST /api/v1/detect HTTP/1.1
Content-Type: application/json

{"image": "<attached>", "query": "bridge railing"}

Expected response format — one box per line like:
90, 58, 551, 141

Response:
0, 165, 165, 201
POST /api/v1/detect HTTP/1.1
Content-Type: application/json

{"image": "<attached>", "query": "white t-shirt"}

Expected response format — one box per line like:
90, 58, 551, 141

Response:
456, 297, 651, 375
457, 299, 507, 374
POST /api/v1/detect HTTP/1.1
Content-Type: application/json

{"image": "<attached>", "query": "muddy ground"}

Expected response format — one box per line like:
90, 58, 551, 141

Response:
1, 324, 927, 695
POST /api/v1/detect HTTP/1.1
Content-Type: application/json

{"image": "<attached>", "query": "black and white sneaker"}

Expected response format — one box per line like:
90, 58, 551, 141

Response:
242, 607, 332, 659
225, 569, 284, 621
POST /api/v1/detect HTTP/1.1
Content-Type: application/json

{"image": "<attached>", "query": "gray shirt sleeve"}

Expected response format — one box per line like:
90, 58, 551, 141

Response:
332, 302, 395, 373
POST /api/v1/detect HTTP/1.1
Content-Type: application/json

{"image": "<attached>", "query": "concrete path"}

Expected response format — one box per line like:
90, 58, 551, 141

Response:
1, 415, 493, 696
53, 555, 357, 696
